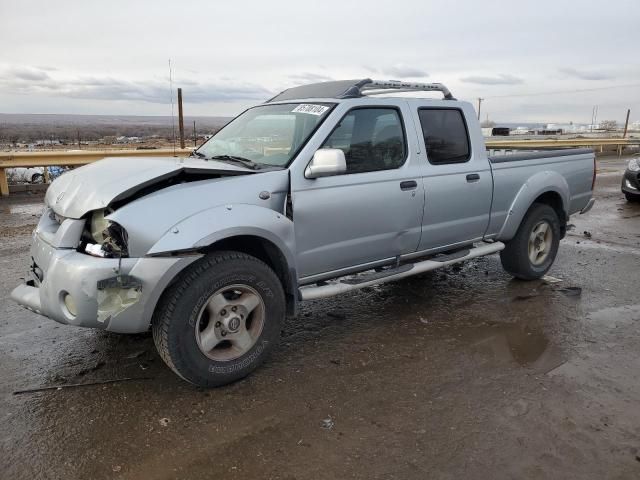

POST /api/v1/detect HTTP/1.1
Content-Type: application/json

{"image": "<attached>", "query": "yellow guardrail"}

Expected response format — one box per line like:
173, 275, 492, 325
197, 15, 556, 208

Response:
0, 148, 191, 196
0, 139, 637, 196
485, 138, 638, 149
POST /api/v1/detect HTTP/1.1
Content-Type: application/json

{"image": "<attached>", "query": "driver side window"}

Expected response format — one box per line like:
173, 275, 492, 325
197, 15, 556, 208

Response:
322, 108, 406, 174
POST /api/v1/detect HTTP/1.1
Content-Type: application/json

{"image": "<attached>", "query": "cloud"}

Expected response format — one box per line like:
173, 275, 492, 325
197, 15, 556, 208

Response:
369, 64, 429, 78
558, 67, 614, 81
5, 67, 51, 81
460, 74, 524, 85
0, 65, 272, 104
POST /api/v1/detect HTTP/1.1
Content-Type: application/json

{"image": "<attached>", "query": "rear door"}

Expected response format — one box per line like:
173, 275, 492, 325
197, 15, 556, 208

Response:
410, 102, 493, 251
291, 102, 425, 281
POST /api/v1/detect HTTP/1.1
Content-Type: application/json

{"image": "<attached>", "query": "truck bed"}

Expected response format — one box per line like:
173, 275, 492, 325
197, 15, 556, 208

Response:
485, 148, 595, 240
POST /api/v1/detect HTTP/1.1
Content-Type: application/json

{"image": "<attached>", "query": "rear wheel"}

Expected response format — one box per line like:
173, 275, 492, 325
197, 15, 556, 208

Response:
152, 251, 285, 387
500, 203, 561, 280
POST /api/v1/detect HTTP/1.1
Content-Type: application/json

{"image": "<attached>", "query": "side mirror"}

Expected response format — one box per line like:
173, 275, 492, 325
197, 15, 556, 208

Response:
305, 148, 347, 179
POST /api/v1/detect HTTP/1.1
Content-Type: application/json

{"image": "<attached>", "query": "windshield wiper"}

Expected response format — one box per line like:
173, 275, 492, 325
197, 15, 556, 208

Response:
190, 150, 206, 158
209, 155, 263, 170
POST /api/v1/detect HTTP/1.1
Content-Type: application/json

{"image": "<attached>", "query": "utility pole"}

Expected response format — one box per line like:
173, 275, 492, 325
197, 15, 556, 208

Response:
77, 129, 81, 149
177, 88, 185, 149
477, 98, 483, 120
193, 120, 197, 147
623, 109, 631, 138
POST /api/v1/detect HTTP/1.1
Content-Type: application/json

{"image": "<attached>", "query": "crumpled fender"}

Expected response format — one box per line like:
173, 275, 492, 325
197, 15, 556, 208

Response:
497, 170, 570, 241
148, 203, 297, 272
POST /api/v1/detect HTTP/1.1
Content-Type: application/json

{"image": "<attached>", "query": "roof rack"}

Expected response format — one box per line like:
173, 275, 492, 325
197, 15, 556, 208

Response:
361, 80, 455, 100
266, 78, 455, 103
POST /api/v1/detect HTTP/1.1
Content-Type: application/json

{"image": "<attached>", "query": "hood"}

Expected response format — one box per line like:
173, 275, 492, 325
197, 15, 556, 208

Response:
46, 156, 255, 218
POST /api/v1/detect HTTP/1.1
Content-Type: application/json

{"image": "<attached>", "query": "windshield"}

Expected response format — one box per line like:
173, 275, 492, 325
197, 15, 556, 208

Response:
195, 102, 334, 168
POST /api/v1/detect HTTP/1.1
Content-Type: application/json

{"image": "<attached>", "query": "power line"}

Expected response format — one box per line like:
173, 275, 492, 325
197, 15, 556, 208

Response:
484, 82, 640, 99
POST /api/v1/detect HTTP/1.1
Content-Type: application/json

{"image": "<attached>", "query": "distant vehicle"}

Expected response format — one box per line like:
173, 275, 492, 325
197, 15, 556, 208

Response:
11, 78, 596, 387
491, 127, 510, 136
622, 157, 640, 202
9, 166, 67, 184
7, 166, 67, 184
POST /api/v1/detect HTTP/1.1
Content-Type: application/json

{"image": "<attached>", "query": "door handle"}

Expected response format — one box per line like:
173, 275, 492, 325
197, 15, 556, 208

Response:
400, 180, 418, 191
466, 173, 480, 182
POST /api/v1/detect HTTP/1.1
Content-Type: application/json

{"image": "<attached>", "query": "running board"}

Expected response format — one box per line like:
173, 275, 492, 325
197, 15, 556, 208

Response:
299, 242, 505, 301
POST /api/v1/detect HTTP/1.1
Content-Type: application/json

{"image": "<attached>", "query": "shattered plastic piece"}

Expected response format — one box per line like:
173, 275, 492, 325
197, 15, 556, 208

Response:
583, 230, 592, 238
542, 275, 562, 284
84, 243, 106, 257
321, 417, 334, 430
97, 283, 142, 323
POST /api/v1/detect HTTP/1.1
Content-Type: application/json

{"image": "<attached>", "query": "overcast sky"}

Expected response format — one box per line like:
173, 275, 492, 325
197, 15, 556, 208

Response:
1, 0, 638, 123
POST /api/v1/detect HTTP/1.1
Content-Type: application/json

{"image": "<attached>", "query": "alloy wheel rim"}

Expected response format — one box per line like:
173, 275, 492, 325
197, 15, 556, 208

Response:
194, 284, 265, 361
528, 220, 552, 266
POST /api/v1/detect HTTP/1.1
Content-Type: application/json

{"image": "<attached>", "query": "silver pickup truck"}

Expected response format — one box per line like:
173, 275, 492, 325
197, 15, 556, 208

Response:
11, 79, 596, 387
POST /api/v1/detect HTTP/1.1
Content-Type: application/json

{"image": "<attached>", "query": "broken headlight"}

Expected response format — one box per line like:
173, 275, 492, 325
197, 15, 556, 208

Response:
83, 209, 129, 258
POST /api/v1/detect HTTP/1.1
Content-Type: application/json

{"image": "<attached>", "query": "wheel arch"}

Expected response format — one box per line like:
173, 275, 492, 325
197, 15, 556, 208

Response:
147, 204, 299, 318
497, 171, 570, 241
532, 191, 567, 237
201, 234, 298, 316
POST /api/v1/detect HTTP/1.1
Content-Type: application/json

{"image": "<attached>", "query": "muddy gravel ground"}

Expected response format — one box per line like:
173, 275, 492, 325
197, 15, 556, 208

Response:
1, 157, 639, 480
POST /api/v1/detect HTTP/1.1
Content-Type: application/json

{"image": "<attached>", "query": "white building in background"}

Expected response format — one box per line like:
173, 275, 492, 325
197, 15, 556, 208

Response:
546, 123, 584, 133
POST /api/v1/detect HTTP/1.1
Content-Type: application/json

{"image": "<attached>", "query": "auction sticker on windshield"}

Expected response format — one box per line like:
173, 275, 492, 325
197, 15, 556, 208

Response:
292, 104, 330, 115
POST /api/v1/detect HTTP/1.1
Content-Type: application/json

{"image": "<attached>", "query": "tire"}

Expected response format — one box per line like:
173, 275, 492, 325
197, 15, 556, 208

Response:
625, 192, 640, 203
152, 251, 285, 387
31, 173, 43, 184
500, 203, 561, 280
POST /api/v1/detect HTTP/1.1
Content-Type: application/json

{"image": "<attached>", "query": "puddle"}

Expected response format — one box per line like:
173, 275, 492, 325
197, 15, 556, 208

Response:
470, 322, 565, 374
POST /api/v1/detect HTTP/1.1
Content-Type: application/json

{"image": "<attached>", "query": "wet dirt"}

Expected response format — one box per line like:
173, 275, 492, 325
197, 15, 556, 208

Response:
1, 157, 639, 479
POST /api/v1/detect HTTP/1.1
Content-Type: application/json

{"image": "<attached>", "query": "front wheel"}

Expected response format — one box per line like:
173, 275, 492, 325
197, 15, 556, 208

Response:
500, 203, 561, 280
152, 251, 285, 387
625, 192, 640, 203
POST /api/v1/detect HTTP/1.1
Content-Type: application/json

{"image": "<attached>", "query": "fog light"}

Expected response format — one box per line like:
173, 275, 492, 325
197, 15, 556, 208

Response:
63, 293, 77, 317
625, 179, 637, 191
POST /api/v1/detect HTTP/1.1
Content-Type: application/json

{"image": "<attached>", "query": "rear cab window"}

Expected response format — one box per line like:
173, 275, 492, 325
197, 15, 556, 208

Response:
417, 108, 471, 165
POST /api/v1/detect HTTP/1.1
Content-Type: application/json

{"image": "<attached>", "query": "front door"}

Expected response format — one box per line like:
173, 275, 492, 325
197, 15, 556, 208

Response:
292, 105, 424, 281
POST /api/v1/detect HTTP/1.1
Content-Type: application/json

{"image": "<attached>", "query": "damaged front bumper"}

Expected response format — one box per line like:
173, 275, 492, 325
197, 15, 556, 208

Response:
11, 217, 198, 333
622, 169, 640, 196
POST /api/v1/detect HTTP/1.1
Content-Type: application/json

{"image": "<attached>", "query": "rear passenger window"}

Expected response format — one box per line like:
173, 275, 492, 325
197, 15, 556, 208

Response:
418, 109, 470, 164
322, 108, 406, 174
